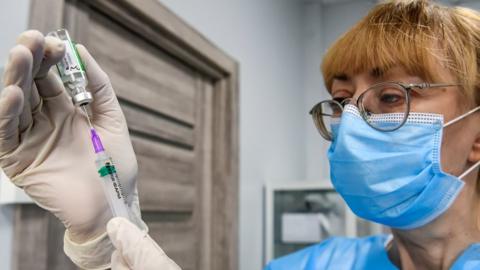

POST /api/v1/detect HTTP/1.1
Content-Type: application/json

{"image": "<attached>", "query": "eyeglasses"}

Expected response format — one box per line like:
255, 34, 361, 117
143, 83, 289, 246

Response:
309, 82, 461, 141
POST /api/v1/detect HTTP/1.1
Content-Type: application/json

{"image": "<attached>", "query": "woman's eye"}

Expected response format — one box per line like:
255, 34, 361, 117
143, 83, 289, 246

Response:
379, 93, 401, 104
377, 89, 405, 106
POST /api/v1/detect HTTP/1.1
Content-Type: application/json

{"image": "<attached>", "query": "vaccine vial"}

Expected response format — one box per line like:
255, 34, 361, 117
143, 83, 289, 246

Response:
48, 29, 93, 106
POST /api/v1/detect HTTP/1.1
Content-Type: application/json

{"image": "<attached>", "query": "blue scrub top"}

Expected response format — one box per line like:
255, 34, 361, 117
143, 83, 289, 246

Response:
264, 235, 480, 270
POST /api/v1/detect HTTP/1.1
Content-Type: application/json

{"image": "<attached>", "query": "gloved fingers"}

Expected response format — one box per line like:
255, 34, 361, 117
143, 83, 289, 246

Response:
111, 250, 132, 270
107, 217, 151, 254
16, 30, 45, 76
35, 35, 65, 80
16, 31, 47, 117
30, 83, 42, 114
34, 69, 73, 113
107, 217, 181, 270
33, 35, 72, 111
0, 85, 23, 154
3, 44, 34, 132
75, 44, 122, 118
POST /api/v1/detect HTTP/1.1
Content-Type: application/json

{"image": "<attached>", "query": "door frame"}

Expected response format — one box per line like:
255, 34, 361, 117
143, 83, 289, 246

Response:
20, 0, 239, 269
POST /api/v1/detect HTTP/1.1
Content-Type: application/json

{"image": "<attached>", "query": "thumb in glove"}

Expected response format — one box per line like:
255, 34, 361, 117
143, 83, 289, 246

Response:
107, 217, 181, 270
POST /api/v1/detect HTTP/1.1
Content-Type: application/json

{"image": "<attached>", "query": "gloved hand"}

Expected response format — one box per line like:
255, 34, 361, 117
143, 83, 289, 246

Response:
107, 217, 181, 270
0, 30, 145, 269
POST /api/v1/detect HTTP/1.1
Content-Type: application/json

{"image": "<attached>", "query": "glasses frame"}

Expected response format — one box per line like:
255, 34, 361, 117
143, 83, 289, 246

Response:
309, 82, 461, 141
310, 99, 344, 141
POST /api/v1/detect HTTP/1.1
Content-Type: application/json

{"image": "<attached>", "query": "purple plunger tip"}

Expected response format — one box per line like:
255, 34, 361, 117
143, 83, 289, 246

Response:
90, 128, 105, 153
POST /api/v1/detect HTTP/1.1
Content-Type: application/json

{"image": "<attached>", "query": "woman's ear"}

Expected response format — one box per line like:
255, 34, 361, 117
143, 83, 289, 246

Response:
469, 134, 480, 163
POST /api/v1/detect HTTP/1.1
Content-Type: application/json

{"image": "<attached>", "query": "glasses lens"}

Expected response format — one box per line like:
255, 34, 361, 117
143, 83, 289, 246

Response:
358, 83, 408, 131
311, 100, 343, 141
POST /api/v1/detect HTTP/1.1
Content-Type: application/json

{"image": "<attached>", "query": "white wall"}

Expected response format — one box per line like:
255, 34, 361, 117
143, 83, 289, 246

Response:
0, 1, 31, 269
157, 1, 307, 269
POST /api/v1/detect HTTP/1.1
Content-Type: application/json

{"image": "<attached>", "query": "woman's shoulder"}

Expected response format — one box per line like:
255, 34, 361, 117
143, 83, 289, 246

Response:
264, 234, 393, 270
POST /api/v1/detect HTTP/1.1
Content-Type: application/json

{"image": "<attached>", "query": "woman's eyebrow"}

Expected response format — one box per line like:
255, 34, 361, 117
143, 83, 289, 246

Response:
370, 67, 386, 78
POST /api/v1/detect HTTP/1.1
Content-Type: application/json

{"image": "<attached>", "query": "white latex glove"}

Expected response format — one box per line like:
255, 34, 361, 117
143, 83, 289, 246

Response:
0, 30, 145, 269
107, 217, 181, 270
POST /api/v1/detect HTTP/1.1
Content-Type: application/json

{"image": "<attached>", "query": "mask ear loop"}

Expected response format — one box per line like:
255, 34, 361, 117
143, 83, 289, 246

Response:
459, 160, 480, 180
444, 106, 480, 128
443, 106, 480, 179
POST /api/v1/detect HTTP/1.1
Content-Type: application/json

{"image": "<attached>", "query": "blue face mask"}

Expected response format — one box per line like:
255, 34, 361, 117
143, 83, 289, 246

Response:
328, 104, 480, 230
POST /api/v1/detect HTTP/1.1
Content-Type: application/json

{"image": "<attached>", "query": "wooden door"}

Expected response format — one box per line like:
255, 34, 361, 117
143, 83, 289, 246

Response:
12, 1, 238, 269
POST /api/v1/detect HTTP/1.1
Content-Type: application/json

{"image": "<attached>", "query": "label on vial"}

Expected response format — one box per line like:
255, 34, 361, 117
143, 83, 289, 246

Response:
58, 40, 84, 76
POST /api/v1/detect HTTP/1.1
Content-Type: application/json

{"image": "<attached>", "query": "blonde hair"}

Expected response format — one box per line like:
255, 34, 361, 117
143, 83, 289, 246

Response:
321, 0, 480, 107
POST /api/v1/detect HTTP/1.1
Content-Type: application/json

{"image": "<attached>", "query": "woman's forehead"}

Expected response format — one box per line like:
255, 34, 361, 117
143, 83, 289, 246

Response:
321, 11, 450, 92
332, 66, 417, 84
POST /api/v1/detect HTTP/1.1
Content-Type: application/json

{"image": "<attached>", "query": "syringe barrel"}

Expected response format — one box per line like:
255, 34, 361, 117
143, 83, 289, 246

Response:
95, 151, 131, 220
48, 28, 92, 106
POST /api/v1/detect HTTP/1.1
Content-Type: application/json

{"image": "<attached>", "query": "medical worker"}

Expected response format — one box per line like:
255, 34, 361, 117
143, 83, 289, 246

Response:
266, 0, 480, 269
1, 0, 480, 269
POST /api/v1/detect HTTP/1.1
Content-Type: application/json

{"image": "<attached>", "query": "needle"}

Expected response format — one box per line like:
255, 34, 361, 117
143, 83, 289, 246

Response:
81, 105, 93, 129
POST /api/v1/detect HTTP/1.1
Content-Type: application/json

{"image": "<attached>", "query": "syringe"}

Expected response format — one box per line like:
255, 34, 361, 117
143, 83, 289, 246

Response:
52, 28, 131, 221
84, 111, 131, 220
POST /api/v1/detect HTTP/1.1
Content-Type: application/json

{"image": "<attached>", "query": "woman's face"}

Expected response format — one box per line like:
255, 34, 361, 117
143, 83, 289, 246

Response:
330, 65, 480, 179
